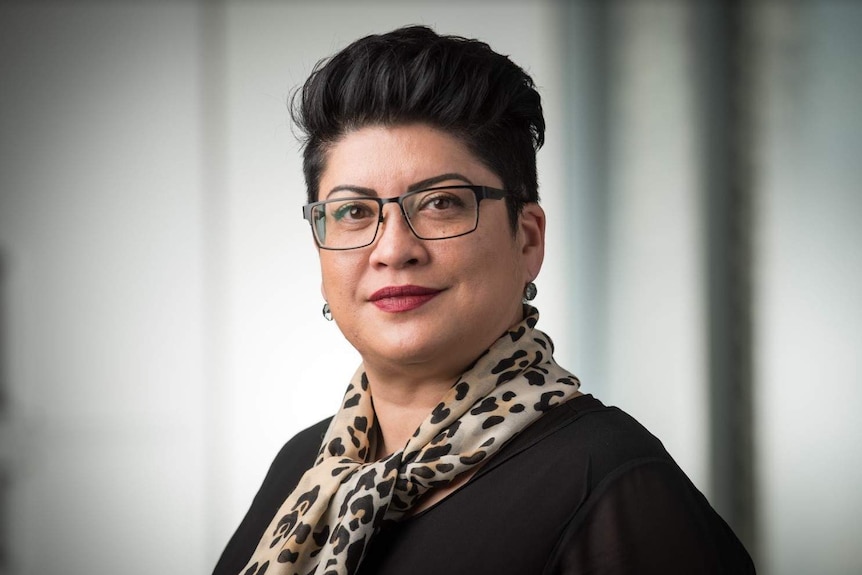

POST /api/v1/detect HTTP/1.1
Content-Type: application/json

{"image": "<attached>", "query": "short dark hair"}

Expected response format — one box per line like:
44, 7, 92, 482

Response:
291, 25, 545, 229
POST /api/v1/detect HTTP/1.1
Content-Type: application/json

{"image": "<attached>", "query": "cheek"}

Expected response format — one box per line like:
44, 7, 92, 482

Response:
320, 254, 362, 301
451, 239, 520, 291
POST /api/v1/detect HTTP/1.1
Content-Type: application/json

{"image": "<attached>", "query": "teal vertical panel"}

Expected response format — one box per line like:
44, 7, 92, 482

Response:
558, 0, 611, 398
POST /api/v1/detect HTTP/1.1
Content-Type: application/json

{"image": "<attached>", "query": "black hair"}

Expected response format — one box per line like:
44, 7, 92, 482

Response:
291, 25, 545, 229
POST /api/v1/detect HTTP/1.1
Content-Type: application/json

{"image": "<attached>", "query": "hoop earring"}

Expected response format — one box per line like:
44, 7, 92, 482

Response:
523, 282, 537, 302
322, 302, 333, 321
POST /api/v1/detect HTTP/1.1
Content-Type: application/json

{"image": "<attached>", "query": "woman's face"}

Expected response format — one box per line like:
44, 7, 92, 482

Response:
317, 123, 545, 381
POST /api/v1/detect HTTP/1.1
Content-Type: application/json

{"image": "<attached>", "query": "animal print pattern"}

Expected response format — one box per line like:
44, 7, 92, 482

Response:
240, 306, 580, 575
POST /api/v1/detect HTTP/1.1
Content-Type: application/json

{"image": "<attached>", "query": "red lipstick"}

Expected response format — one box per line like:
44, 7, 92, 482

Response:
369, 285, 442, 313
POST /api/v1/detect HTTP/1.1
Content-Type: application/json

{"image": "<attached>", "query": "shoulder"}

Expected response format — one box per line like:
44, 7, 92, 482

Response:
483, 394, 675, 488
517, 396, 755, 574
250, 416, 333, 522
470, 394, 678, 515
250, 417, 333, 505
211, 416, 333, 575
545, 457, 756, 574
266, 417, 333, 479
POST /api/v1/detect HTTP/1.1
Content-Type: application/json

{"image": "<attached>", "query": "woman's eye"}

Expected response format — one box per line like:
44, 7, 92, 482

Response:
420, 193, 463, 211
333, 202, 374, 221
431, 197, 452, 209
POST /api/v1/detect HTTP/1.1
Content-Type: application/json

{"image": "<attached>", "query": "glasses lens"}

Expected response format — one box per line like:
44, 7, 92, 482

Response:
403, 187, 479, 239
313, 198, 379, 249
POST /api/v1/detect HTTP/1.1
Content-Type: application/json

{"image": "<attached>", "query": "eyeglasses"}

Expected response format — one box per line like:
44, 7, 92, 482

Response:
302, 185, 509, 250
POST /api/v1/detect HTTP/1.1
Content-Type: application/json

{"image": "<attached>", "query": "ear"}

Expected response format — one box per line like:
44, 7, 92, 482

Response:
517, 203, 546, 283
320, 282, 327, 302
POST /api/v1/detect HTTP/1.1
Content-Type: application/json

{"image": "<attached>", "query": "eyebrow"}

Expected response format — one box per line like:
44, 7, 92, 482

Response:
407, 173, 474, 192
324, 173, 474, 199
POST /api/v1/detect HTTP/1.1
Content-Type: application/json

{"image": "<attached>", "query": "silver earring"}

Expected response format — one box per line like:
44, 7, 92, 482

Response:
322, 302, 332, 321
523, 282, 537, 302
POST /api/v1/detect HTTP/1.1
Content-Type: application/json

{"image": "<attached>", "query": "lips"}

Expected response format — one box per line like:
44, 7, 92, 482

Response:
369, 285, 442, 313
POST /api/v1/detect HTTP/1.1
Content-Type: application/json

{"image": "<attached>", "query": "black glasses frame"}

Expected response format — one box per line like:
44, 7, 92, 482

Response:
301, 185, 509, 250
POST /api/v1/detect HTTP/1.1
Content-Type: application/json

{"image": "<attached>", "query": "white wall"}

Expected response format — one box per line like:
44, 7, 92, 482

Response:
753, 2, 862, 573
0, 2, 208, 573
600, 2, 709, 490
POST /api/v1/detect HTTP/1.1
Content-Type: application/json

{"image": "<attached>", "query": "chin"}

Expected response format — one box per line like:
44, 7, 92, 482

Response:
364, 329, 461, 367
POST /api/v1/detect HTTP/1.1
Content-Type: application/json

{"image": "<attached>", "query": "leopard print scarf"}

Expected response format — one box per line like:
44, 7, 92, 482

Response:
240, 306, 580, 575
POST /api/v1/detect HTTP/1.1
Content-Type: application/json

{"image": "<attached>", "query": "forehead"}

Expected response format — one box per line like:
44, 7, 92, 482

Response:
319, 123, 501, 197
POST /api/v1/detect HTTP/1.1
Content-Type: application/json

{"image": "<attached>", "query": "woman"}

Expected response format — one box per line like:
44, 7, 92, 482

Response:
214, 26, 754, 575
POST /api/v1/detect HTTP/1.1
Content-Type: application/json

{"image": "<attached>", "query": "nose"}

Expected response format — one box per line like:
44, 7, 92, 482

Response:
368, 203, 429, 268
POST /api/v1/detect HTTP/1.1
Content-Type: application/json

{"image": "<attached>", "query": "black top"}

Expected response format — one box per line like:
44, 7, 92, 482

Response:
213, 395, 755, 574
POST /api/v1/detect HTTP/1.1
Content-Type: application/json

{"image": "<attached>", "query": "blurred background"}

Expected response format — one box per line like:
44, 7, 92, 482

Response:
1, 1, 860, 573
